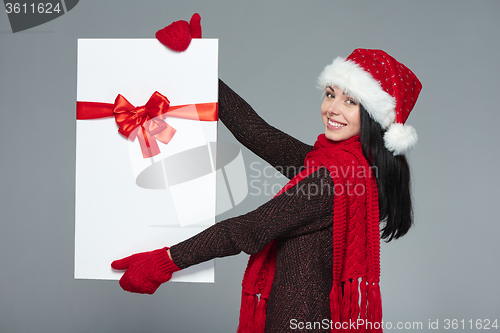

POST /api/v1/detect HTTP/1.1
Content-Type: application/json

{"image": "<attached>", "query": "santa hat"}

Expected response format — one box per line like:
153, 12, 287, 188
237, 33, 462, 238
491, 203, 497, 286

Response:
317, 49, 422, 155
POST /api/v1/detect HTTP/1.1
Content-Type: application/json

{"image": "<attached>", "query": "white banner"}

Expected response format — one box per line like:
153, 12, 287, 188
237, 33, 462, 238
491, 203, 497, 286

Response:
75, 39, 219, 282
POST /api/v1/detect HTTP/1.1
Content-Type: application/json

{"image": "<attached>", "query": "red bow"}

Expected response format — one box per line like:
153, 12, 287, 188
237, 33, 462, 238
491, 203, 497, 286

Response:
113, 92, 175, 158
77, 92, 218, 158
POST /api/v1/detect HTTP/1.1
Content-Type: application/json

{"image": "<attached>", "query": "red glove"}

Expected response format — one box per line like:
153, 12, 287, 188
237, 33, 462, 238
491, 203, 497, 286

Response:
111, 247, 180, 294
155, 13, 202, 52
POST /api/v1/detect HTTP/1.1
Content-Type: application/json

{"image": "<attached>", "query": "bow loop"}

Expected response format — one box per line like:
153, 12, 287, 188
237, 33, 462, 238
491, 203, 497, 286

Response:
144, 91, 171, 120
113, 92, 171, 141
111, 92, 173, 158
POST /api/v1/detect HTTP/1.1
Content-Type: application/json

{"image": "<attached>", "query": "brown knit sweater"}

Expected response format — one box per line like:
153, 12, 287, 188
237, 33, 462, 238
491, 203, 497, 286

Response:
170, 80, 335, 332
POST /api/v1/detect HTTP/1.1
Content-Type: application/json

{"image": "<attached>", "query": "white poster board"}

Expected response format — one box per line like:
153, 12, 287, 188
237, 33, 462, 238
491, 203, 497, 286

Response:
75, 39, 218, 282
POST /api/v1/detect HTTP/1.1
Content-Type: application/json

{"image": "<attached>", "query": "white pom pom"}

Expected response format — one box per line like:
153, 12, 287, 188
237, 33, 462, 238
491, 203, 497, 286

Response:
383, 123, 418, 155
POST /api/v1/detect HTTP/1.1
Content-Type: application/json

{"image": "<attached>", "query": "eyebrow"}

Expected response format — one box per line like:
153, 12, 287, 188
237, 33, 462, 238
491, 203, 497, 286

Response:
327, 86, 353, 97
326, 86, 352, 97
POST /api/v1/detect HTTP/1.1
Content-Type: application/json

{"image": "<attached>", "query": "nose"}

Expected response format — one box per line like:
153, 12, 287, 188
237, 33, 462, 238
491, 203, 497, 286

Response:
326, 99, 340, 116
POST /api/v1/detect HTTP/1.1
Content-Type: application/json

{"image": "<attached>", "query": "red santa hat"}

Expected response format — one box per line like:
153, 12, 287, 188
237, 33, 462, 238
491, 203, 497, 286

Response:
318, 49, 422, 155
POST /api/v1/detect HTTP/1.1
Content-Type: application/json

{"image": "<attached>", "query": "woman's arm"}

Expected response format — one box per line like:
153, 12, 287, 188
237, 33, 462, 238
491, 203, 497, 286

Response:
113, 168, 334, 294
170, 168, 333, 268
219, 80, 313, 179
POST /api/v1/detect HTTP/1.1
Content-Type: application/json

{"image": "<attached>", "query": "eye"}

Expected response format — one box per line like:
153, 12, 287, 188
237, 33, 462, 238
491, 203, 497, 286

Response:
325, 89, 335, 99
346, 98, 357, 106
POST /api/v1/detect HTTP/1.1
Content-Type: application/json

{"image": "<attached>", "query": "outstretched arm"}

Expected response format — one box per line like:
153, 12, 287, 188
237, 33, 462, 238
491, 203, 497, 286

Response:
155, 16, 311, 179
112, 168, 334, 294
218, 80, 313, 179
170, 168, 333, 268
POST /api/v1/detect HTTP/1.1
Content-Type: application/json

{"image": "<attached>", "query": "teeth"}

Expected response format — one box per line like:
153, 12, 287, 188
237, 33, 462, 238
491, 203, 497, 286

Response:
328, 119, 346, 127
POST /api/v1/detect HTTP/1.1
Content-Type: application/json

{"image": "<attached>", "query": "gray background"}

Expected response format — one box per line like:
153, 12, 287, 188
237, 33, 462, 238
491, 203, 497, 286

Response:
1, 1, 499, 332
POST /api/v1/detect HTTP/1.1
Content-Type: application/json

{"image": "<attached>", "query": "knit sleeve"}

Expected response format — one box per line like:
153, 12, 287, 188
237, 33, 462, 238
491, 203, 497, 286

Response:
170, 167, 334, 269
218, 80, 313, 179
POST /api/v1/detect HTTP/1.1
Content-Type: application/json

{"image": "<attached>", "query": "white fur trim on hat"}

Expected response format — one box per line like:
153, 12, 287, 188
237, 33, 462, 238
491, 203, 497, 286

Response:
317, 57, 396, 129
383, 123, 417, 155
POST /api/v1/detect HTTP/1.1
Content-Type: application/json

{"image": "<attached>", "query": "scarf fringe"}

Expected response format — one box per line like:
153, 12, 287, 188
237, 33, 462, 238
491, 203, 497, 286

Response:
360, 280, 368, 333
341, 283, 351, 330
237, 291, 268, 333
330, 284, 341, 330
366, 282, 382, 333
330, 279, 382, 333
254, 297, 268, 333
349, 279, 361, 328
237, 291, 257, 333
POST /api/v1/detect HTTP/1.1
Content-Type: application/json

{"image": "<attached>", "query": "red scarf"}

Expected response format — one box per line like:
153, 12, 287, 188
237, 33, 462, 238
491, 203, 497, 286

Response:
238, 134, 382, 333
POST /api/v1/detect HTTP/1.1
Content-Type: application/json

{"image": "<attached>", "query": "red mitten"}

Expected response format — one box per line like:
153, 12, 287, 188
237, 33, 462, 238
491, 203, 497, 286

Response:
111, 247, 180, 294
189, 13, 202, 38
155, 13, 202, 52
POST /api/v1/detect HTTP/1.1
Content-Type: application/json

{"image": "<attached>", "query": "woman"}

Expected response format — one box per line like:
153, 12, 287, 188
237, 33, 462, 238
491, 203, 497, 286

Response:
111, 48, 422, 333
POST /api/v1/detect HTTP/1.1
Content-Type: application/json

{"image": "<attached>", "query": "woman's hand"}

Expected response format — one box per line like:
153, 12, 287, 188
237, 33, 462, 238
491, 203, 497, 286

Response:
155, 13, 202, 52
111, 247, 180, 294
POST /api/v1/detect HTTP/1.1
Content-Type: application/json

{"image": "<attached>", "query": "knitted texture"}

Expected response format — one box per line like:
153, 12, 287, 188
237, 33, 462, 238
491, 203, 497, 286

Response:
238, 135, 381, 333
111, 247, 180, 294
170, 81, 381, 332
155, 13, 202, 52
189, 13, 202, 38
308, 135, 382, 332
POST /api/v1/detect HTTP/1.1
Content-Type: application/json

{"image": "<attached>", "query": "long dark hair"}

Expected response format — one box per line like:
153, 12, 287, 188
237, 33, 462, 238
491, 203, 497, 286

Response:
359, 104, 413, 241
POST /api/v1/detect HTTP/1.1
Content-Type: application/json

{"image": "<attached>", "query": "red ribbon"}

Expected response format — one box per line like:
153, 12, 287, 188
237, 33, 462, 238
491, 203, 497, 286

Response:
77, 92, 218, 158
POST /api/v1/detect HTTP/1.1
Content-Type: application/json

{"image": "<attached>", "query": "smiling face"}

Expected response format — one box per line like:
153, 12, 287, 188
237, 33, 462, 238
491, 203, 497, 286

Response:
321, 86, 361, 142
